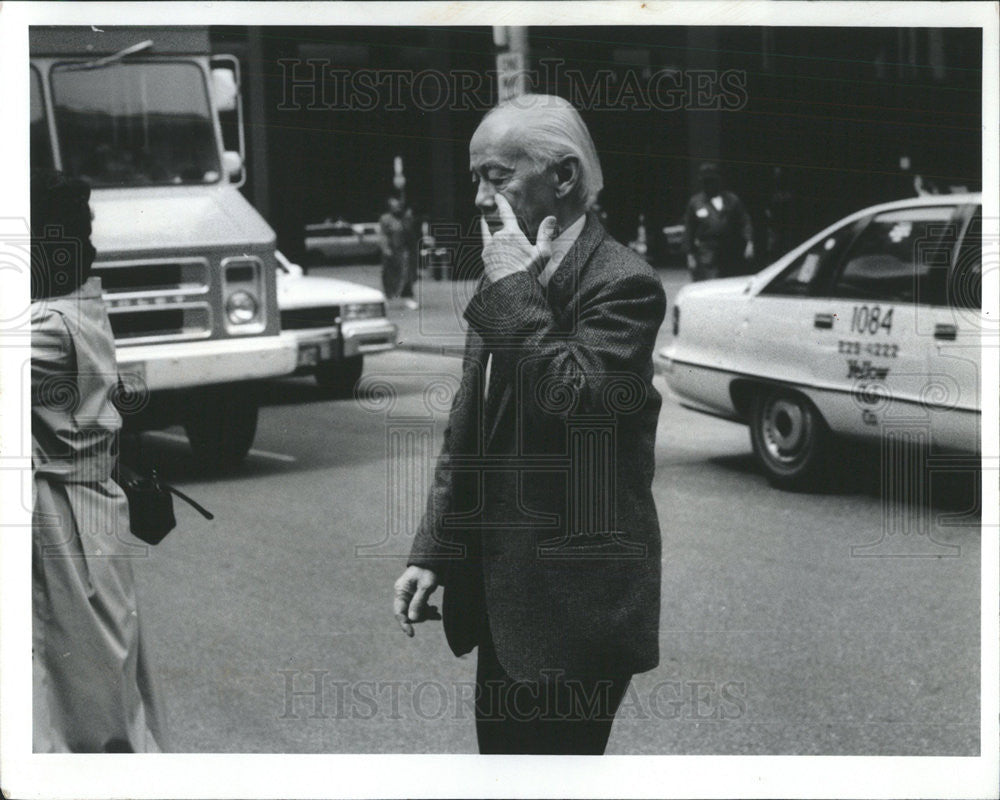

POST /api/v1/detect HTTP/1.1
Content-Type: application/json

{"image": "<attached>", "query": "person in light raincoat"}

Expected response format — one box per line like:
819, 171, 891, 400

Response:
31, 169, 165, 753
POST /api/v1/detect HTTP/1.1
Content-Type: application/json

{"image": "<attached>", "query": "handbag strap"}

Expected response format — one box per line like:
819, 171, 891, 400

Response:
166, 485, 215, 521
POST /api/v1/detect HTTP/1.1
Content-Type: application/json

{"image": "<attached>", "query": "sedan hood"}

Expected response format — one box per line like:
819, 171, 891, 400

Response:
277, 273, 386, 310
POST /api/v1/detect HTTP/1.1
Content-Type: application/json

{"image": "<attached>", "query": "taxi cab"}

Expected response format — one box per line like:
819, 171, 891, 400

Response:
659, 194, 983, 489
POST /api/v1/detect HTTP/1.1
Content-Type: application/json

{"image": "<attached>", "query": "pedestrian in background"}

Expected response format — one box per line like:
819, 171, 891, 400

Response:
378, 194, 418, 310
683, 162, 754, 280
400, 200, 420, 308
31, 169, 166, 752
393, 94, 665, 755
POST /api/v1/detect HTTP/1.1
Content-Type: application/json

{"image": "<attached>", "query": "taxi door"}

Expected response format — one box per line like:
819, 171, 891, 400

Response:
808, 205, 963, 440
919, 205, 982, 453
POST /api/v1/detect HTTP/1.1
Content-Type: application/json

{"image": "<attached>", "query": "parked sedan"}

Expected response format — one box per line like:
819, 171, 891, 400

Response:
276, 251, 397, 395
659, 194, 983, 489
304, 218, 382, 264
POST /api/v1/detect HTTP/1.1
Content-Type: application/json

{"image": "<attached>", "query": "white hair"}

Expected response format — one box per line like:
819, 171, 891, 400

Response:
481, 94, 604, 209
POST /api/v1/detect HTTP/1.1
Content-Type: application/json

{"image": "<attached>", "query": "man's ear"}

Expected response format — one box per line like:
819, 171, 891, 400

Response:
552, 156, 581, 200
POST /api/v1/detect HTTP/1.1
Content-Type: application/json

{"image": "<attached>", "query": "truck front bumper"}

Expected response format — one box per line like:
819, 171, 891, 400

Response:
116, 335, 298, 391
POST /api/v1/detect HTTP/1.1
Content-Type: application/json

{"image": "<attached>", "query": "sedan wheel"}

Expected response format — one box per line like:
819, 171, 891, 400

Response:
315, 356, 364, 398
750, 388, 828, 490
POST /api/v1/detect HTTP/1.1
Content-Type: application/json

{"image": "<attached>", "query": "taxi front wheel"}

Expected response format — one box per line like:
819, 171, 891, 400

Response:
750, 388, 829, 491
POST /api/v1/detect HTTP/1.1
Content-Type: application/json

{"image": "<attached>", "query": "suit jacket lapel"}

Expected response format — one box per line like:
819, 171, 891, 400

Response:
441, 319, 488, 460
542, 212, 605, 312
484, 378, 512, 451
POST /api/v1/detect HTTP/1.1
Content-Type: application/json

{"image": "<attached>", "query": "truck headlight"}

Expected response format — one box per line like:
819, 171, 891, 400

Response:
342, 302, 385, 321
226, 290, 259, 324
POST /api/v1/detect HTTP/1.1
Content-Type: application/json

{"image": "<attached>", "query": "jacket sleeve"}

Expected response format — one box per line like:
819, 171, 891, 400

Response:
462, 267, 666, 421
407, 415, 465, 582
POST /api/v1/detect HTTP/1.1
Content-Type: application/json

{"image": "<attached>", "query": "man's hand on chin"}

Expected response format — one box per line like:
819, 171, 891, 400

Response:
480, 194, 557, 283
393, 565, 441, 637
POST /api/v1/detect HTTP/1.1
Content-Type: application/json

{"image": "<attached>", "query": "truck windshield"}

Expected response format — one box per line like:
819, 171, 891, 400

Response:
50, 61, 220, 187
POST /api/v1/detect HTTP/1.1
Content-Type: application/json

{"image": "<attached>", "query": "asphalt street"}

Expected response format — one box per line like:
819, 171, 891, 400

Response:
132, 340, 981, 755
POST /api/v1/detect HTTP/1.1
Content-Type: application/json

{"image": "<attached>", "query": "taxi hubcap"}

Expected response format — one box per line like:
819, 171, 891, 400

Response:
762, 398, 809, 463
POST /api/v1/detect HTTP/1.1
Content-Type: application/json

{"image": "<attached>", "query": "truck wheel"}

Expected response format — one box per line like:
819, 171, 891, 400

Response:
315, 356, 364, 398
749, 387, 828, 491
183, 386, 259, 471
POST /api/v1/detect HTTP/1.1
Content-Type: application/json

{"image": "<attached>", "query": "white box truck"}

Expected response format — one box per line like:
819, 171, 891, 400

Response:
30, 26, 296, 470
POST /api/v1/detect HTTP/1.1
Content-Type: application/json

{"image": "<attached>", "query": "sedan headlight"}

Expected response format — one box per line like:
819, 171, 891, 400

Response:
226, 290, 259, 324
342, 302, 386, 321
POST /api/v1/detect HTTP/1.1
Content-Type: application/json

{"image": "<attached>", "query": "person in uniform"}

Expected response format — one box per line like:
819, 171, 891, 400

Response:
392, 95, 666, 755
378, 194, 419, 309
31, 169, 166, 752
682, 162, 755, 280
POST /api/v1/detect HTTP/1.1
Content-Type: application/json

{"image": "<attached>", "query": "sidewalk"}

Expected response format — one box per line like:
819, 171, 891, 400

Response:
320, 264, 690, 360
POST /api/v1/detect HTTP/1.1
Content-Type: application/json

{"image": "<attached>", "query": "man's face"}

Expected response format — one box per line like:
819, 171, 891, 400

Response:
700, 173, 722, 196
469, 115, 556, 242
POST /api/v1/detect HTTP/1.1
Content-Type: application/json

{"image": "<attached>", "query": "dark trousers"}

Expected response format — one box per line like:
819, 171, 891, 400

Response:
382, 250, 416, 299
474, 627, 631, 755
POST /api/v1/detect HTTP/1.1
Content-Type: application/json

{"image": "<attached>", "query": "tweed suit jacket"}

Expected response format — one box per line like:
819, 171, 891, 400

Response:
409, 213, 666, 682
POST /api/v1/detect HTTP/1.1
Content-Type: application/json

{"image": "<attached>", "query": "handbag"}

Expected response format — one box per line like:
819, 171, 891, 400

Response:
116, 461, 214, 545
113, 377, 213, 544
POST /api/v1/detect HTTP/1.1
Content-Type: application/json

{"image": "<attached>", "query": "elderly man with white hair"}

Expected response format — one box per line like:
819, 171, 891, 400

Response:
393, 94, 666, 754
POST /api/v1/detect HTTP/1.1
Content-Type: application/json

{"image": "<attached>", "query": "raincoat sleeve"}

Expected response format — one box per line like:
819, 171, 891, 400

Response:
30, 304, 74, 405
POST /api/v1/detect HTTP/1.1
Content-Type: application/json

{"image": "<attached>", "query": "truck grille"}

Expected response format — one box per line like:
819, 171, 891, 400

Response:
93, 257, 213, 343
281, 306, 340, 330
109, 306, 212, 340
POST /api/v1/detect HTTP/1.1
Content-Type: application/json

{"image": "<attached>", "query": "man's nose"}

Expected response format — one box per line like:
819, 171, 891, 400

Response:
475, 181, 496, 210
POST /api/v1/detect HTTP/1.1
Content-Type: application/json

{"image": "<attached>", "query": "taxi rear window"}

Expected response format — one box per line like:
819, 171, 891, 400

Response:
950, 209, 982, 309
830, 206, 958, 305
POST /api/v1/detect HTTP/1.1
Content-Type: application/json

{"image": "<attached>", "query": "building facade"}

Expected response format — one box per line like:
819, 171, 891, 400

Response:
212, 25, 982, 269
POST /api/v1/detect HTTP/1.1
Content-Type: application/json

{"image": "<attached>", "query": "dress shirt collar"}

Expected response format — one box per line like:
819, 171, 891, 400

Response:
537, 213, 586, 287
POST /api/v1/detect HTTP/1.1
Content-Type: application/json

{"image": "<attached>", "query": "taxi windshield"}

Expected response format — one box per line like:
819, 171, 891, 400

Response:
51, 60, 220, 187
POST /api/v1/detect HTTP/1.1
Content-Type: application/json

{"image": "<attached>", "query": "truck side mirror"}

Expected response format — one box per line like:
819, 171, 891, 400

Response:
211, 56, 246, 188
211, 67, 239, 112
222, 151, 244, 181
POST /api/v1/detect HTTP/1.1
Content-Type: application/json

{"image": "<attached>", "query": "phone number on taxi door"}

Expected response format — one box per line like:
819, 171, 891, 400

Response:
838, 340, 899, 358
